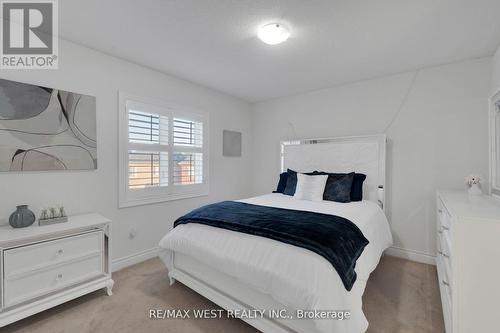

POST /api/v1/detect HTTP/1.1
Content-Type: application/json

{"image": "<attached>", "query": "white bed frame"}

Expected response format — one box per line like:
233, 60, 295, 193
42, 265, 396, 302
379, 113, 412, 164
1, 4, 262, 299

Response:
167, 134, 387, 333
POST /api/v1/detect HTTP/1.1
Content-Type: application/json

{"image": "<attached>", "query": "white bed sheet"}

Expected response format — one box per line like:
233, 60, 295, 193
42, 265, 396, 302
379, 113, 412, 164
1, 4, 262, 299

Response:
159, 193, 392, 333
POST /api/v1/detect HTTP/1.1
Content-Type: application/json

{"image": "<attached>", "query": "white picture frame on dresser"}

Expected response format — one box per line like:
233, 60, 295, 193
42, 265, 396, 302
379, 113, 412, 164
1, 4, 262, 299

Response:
0, 213, 113, 327
436, 190, 500, 333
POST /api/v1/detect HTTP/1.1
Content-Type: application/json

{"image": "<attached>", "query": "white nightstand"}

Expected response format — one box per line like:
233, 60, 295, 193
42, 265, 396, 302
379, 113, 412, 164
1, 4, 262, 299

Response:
0, 213, 113, 327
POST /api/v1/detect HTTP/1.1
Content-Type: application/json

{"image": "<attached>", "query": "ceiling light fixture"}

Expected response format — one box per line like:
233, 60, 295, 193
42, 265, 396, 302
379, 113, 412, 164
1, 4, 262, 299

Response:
258, 23, 290, 45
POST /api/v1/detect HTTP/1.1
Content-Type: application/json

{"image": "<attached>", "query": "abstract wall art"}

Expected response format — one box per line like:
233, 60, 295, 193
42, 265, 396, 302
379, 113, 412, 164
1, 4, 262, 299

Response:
0, 78, 97, 171
222, 130, 242, 157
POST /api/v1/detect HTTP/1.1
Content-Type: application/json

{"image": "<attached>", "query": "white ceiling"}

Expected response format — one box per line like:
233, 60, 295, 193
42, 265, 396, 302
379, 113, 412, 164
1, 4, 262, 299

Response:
60, 0, 500, 102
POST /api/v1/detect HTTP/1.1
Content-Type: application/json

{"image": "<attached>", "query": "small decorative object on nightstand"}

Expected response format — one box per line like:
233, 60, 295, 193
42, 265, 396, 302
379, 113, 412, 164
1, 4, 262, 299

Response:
9, 205, 35, 228
465, 174, 482, 196
39, 206, 68, 226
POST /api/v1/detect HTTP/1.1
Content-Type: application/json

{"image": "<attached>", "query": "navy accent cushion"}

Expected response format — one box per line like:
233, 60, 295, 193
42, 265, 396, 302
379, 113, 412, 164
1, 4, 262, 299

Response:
174, 201, 369, 291
313, 171, 366, 201
283, 169, 298, 196
274, 172, 288, 193
323, 172, 354, 203
351, 173, 367, 201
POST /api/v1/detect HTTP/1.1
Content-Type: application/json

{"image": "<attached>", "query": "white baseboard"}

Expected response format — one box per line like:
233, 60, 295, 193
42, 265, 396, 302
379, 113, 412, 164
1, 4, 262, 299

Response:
385, 246, 436, 265
112, 247, 160, 272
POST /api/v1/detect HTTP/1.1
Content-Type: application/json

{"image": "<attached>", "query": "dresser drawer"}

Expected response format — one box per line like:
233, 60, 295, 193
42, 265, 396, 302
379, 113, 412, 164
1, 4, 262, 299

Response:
4, 231, 103, 277
441, 274, 453, 333
436, 253, 453, 333
437, 232, 442, 253
437, 199, 451, 231
4, 253, 103, 307
439, 232, 453, 285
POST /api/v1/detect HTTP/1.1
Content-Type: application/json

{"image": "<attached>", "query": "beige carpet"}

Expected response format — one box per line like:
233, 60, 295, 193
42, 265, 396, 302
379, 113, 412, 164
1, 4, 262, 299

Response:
3, 256, 444, 333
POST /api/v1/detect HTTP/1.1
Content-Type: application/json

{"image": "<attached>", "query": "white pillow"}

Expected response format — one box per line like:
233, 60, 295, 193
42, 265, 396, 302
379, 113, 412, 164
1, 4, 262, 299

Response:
293, 173, 328, 202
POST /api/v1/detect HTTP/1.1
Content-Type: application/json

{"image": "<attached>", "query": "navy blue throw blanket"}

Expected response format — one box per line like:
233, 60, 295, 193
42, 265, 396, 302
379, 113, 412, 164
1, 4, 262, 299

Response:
174, 201, 369, 291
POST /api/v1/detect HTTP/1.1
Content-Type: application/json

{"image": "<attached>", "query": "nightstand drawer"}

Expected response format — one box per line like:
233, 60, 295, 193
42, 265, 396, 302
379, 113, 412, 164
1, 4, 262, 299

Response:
4, 253, 103, 307
4, 231, 103, 277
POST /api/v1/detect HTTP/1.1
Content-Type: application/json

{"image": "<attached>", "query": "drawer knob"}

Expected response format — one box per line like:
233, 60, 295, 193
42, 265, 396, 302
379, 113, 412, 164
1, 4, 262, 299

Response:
442, 226, 449, 230
56, 273, 63, 280
57, 249, 64, 255
442, 280, 450, 286
438, 209, 443, 213
442, 252, 450, 258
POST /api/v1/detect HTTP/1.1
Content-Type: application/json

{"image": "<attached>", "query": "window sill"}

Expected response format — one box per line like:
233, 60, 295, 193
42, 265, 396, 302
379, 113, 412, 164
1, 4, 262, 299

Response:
119, 190, 209, 208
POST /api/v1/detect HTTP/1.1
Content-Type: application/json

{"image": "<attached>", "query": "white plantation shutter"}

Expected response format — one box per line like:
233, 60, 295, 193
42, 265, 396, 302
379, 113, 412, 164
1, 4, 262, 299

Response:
173, 152, 203, 185
172, 118, 204, 185
128, 110, 168, 145
128, 151, 168, 189
173, 118, 202, 147
127, 109, 169, 189
119, 93, 209, 207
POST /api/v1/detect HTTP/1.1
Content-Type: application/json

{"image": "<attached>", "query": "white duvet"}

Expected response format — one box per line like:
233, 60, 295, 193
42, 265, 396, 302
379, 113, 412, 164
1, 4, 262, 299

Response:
159, 193, 392, 333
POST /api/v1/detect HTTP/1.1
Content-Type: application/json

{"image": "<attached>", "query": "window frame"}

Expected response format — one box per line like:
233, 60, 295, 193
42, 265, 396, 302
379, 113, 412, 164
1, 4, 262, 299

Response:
118, 92, 209, 208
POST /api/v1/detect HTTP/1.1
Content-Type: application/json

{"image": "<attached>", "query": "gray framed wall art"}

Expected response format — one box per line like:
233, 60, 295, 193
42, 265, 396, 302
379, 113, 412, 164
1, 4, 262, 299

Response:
222, 130, 242, 157
0, 78, 97, 171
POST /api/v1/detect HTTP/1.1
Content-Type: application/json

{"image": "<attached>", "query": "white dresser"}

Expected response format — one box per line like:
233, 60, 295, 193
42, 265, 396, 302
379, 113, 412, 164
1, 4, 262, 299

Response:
0, 213, 113, 327
436, 190, 500, 333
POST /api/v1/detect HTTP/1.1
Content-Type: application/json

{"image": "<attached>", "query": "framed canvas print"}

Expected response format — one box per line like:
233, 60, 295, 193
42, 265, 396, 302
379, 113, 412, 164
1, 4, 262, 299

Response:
222, 130, 242, 157
0, 78, 97, 171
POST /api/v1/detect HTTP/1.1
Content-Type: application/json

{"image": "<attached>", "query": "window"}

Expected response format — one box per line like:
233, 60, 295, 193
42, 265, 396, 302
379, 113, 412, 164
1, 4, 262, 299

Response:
119, 93, 209, 207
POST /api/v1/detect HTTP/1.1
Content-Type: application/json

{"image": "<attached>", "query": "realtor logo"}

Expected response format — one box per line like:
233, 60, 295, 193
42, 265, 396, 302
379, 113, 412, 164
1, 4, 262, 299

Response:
1, 0, 58, 69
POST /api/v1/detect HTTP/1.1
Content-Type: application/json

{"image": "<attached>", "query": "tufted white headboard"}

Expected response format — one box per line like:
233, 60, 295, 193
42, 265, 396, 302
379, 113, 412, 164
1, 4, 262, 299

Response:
280, 135, 386, 210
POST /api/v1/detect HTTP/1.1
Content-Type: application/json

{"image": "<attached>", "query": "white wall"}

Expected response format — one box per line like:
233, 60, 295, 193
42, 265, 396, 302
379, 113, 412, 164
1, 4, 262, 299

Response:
493, 45, 500, 93
0, 39, 253, 268
252, 58, 491, 259
0, 38, 493, 267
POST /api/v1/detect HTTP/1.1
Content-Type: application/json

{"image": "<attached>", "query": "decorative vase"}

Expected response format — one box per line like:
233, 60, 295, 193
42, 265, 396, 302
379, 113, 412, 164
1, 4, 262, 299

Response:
468, 183, 482, 196
9, 205, 36, 228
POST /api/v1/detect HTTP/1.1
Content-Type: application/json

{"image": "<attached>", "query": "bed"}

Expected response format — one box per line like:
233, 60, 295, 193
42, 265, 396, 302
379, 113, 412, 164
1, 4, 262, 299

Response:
159, 135, 392, 333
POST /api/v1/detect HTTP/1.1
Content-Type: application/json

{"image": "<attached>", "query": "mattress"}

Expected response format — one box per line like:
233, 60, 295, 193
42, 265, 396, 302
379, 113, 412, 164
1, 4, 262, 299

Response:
159, 193, 392, 333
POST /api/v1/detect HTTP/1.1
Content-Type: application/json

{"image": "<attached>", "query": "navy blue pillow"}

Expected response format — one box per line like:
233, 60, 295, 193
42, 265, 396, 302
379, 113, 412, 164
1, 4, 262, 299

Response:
351, 173, 366, 201
312, 171, 366, 201
283, 169, 298, 196
274, 172, 288, 193
323, 173, 354, 203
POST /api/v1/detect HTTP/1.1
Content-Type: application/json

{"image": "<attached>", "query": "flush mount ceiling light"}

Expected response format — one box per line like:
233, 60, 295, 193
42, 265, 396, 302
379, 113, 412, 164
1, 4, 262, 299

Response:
258, 23, 290, 45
